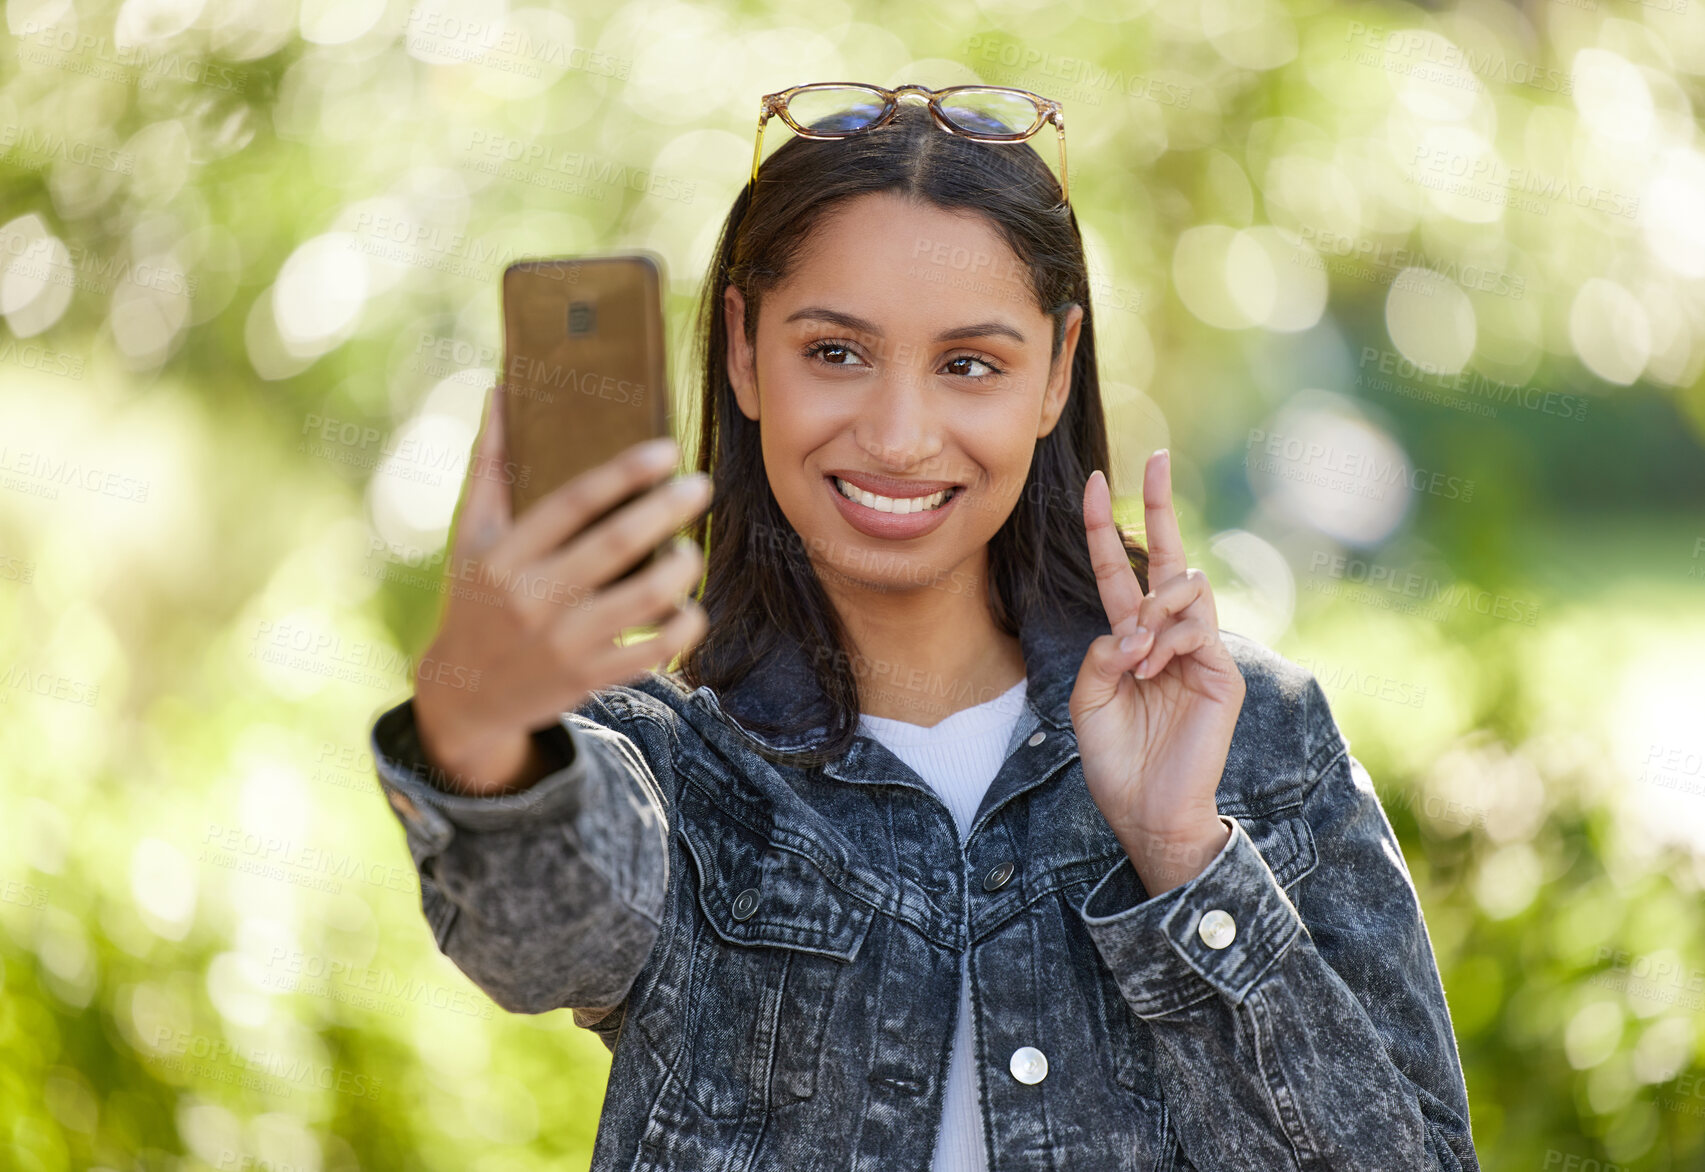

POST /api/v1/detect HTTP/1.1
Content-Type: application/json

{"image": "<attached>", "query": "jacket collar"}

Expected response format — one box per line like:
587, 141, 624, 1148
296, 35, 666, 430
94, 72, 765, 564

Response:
692, 603, 1112, 758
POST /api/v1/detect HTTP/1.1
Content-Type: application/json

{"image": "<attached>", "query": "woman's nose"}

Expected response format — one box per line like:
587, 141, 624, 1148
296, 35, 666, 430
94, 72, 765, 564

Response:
854, 368, 944, 469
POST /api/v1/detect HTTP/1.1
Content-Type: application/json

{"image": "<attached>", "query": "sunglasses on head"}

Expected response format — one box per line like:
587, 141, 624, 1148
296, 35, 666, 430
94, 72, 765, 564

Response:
750, 82, 1069, 208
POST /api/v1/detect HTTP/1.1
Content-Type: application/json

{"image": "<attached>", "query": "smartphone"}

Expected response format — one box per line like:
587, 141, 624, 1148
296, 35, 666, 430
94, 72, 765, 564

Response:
501, 252, 674, 583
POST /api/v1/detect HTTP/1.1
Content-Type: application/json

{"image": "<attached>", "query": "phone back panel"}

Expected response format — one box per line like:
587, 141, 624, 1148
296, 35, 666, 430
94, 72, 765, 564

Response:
501, 253, 670, 519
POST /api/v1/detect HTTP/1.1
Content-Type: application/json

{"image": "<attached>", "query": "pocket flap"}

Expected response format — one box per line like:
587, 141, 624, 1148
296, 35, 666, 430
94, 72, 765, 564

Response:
679, 801, 875, 962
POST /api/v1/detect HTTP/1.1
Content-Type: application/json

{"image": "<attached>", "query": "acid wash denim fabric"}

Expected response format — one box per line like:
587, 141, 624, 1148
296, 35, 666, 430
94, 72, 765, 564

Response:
369, 604, 1480, 1171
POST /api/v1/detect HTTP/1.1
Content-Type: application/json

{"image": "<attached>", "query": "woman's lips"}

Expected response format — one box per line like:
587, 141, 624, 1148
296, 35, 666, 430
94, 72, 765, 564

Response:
825, 475, 963, 540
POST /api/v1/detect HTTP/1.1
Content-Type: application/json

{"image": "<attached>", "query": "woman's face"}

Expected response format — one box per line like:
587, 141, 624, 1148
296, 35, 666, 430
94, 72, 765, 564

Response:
724, 190, 1084, 604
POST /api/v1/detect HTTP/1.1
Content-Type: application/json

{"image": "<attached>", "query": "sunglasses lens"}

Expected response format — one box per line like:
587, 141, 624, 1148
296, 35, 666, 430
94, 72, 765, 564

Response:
937, 88, 1043, 136
934, 87, 1036, 136
786, 85, 890, 133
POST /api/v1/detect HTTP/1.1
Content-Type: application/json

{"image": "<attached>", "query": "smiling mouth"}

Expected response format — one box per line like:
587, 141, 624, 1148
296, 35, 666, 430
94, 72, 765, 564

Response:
830, 476, 963, 514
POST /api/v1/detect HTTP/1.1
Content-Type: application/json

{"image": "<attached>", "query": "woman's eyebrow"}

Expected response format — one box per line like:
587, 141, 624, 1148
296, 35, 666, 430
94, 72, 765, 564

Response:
784, 306, 1027, 345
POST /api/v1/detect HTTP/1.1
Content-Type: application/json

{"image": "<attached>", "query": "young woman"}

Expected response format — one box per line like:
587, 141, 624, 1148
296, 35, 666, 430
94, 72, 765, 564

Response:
370, 84, 1479, 1170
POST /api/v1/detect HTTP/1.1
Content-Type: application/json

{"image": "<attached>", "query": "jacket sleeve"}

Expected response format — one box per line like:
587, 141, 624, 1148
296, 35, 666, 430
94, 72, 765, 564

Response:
369, 690, 675, 1021
1077, 677, 1479, 1171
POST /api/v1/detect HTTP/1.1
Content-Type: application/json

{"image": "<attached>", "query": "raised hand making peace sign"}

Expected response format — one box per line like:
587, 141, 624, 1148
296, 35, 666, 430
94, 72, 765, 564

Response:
1069, 449, 1247, 896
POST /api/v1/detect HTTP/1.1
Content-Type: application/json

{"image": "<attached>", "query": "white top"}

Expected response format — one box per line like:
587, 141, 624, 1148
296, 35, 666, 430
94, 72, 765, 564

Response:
858, 677, 1029, 1172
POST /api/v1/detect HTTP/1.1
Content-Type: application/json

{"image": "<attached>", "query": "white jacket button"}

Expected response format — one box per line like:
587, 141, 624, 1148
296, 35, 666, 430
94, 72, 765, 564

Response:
1027, 731, 1046, 746
1198, 909, 1236, 949
1009, 1046, 1048, 1084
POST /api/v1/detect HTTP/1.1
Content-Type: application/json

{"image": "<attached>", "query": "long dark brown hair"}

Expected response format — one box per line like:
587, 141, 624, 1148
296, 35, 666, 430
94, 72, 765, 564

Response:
677, 99, 1149, 768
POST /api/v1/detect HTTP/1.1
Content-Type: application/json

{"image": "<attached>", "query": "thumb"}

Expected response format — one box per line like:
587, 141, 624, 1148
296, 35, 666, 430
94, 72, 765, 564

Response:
1072, 631, 1145, 719
449, 382, 512, 564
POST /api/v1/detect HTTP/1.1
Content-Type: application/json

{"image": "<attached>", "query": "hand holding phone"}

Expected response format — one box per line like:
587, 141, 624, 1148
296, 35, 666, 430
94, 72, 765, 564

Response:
411, 381, 712, 797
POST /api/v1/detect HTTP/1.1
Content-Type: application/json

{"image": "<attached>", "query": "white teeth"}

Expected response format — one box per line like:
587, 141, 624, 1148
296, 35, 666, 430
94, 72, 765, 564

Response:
833, 477, 955, 514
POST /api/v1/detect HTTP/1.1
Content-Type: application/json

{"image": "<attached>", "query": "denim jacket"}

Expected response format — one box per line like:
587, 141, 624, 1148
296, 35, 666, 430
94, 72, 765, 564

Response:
369, 604, 1479, 1171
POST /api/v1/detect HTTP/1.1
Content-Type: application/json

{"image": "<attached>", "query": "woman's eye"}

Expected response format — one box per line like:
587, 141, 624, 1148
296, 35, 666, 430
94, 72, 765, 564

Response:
944, 354, 1003, 379
803, 341, 1003, 379
804, 341, 868, 368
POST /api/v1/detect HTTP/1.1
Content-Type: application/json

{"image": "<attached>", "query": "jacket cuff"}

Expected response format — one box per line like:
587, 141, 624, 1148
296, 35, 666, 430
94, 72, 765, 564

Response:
370, 697, 588, 855
1079, 815, 1304, 1016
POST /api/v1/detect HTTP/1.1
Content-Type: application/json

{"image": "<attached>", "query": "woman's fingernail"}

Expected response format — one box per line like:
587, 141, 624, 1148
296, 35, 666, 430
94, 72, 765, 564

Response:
1135, 657, 1150, 678
1120, 634, 1137, 653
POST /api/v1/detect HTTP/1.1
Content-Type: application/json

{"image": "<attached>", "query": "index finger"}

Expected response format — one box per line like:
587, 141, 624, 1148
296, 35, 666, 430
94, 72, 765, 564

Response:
1142, 448, 1189, 588
1083, 468, 1144, 637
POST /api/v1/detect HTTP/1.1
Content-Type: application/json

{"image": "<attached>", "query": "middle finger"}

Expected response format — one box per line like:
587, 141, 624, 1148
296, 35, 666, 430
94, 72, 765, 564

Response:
529, 474, 710, 612
1142, 449, 1191, 590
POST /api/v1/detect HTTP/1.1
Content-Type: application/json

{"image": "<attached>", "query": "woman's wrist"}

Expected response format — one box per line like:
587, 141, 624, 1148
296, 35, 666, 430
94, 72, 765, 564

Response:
1118, 817, 1231, 897
414, 692, 546, 798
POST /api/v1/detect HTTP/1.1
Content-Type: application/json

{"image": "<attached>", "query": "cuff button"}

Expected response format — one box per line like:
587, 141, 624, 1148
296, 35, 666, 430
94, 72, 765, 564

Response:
1197, 909, 1236, 950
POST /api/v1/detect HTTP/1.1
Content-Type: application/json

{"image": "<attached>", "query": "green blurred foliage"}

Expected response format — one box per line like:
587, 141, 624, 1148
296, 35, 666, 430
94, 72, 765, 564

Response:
3, 0, 1705, 1169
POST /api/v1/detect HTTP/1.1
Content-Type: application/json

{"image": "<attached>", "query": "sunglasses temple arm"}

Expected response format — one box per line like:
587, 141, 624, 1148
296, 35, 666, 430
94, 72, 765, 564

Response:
1054, 118, 1068, 204
751, 110, 769, 188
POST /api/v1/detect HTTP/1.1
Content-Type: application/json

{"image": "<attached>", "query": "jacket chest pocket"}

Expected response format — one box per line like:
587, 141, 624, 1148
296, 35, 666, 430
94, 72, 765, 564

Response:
676, 789, 875, 1120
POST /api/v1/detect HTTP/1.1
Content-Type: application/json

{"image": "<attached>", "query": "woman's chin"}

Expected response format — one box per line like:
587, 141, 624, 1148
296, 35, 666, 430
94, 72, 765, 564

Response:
809, 549, 962, 596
